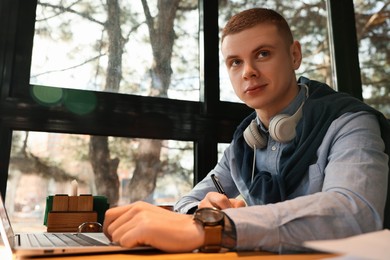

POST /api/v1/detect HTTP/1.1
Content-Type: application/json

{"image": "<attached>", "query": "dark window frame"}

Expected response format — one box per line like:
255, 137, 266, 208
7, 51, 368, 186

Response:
0, 0, 361, 198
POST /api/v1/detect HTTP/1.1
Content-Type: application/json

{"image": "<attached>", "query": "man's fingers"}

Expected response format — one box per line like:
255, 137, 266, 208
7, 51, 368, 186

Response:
230, 198, 246, 208
199, 192, 232, 209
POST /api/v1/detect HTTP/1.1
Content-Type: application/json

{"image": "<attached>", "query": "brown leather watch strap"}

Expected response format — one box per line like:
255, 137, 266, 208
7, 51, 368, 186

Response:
200, 225, 223, 252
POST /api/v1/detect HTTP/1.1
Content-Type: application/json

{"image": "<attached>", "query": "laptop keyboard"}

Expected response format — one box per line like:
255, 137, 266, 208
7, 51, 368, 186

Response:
26, 233, 108, 247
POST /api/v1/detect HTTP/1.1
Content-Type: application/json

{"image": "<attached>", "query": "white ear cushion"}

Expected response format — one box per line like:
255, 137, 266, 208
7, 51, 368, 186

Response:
243, 120, 267, 149
269, 95, 304, 143
269, 114, 296, 143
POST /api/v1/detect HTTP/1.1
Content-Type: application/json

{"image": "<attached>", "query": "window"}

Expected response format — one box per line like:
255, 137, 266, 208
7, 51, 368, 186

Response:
31, 1, 200, 100
6, 131, 193, 232
354, 0, 390, 117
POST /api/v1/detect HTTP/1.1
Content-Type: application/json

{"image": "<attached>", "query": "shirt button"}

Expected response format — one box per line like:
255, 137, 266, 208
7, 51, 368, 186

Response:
271, 146, 277, 151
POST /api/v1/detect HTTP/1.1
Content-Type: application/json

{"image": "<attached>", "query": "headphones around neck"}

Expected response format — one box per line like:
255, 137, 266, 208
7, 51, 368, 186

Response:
243, 84, 308, 149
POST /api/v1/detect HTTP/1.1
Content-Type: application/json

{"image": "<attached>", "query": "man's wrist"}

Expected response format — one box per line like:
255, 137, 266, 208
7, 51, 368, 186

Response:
187, 205, 198, 214
192, 207, 237, 252
193, 207, 225, 252
221, 213, 237, 250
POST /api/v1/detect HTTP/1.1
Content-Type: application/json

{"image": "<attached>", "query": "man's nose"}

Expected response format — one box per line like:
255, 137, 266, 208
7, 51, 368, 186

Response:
242, 62, 259, 79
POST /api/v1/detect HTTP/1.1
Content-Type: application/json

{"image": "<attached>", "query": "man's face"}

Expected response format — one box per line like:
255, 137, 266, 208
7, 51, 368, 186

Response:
221, 23, 302, 120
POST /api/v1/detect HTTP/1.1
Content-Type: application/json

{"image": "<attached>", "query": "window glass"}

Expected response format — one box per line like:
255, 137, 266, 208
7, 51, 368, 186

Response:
31, 1, 199, 101
219, 0, 332, 102
218, 143, 229, 161
354, 0, 390, 117
6, 131, 193, 232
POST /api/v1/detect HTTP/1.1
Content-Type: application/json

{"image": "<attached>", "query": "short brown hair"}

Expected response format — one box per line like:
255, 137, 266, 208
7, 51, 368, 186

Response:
221, 8, 293, 44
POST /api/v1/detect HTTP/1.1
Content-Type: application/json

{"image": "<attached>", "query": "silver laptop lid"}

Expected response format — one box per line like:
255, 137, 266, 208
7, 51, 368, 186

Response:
0, 193, 15, 256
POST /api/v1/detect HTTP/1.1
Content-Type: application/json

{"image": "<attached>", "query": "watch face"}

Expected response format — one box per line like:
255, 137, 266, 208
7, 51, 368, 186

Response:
194, 208, 224, 225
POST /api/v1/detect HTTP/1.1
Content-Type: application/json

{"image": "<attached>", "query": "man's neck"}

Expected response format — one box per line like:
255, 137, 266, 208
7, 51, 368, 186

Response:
256, 83, 300, 129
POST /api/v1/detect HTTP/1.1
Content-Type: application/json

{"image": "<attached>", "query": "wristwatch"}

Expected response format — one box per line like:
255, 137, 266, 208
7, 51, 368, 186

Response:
193, 207, 225, 252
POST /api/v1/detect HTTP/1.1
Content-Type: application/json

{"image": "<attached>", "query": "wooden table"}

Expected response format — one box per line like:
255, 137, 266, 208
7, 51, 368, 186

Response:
16, 251, 336, 260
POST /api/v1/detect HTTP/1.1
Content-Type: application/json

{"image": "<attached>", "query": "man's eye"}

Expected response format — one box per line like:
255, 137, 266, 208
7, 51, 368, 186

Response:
257, 51, 270, 58
231, 59, 241, 67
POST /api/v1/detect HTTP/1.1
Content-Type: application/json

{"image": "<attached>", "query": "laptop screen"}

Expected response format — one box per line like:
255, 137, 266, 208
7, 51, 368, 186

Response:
0, 194, 15, 250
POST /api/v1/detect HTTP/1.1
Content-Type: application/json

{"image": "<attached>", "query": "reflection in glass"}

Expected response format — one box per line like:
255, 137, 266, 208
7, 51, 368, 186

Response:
6, 131, 193, 232
218, 0, 332, 102
31, 1, 199, 101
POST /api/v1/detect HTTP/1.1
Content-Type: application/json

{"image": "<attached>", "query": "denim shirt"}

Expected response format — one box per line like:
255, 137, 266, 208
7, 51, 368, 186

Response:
174, 86, 389, 252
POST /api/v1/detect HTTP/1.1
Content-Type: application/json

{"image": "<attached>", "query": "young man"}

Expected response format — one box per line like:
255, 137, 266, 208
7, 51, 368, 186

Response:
103, 8, 390, 253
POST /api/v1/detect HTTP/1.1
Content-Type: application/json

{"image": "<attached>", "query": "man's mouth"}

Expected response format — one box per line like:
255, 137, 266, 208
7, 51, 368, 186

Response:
245, 84, 267, 94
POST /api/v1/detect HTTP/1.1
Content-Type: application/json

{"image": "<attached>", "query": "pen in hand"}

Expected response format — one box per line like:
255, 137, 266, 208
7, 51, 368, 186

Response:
211, 174, 226, 196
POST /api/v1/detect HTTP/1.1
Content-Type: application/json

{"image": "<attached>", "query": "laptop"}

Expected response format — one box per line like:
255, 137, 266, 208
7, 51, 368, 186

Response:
0, 194, 152, 257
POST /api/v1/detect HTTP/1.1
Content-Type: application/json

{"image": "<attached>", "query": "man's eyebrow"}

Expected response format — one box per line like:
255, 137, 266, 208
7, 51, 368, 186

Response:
224, 54, 239, 61
251, 44, 275, 54
224, 44, 276, 61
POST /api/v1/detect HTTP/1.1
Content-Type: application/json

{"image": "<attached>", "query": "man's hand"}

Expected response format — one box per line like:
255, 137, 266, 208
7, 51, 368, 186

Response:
198, 192, 246, 209
103, 201, 204, 252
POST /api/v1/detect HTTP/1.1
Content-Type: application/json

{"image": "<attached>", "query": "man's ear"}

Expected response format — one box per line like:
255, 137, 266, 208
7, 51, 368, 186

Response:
291, 41, 302, 70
